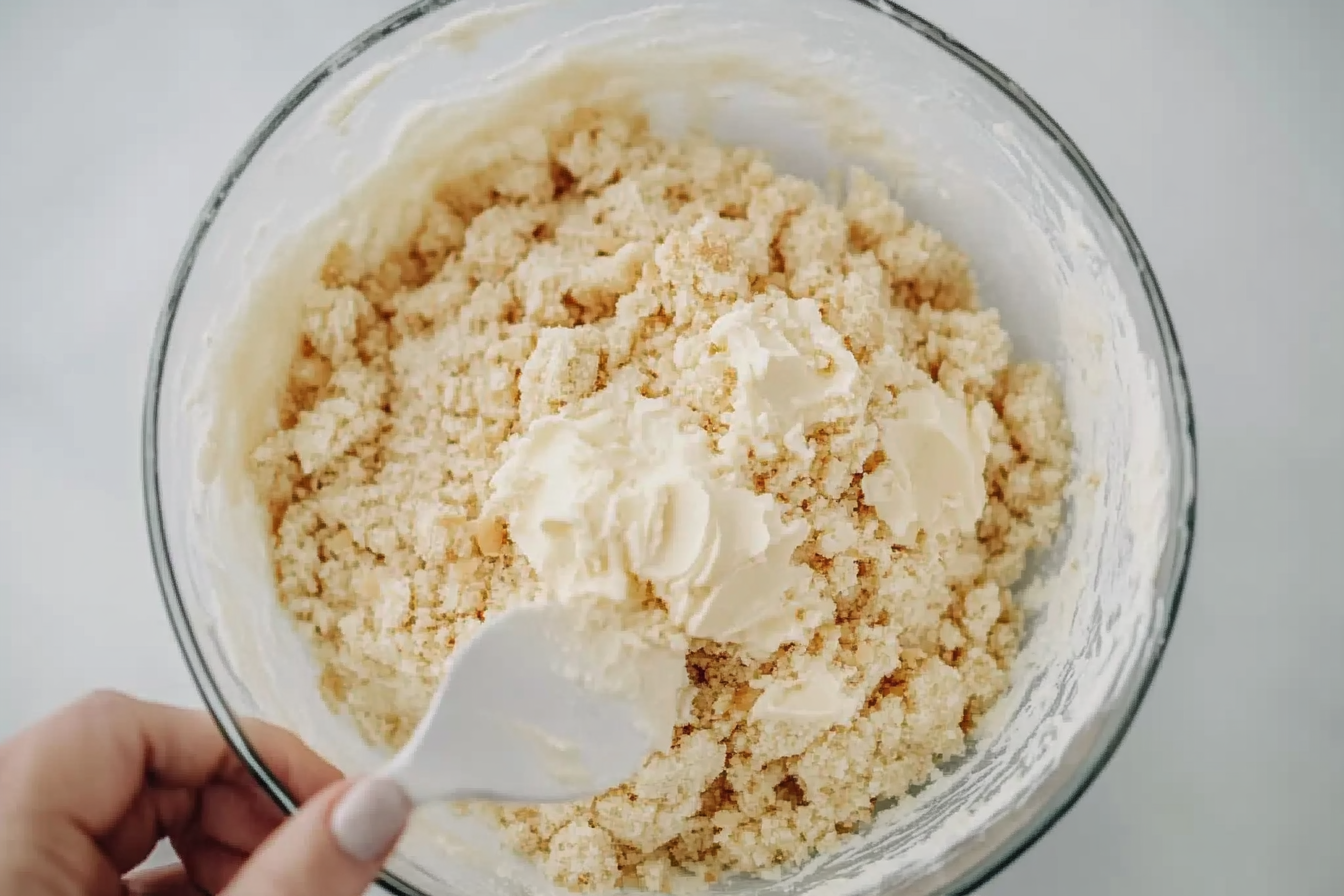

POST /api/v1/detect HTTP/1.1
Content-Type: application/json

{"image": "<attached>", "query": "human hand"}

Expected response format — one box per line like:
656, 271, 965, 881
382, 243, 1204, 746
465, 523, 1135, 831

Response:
0, 691, 413, 895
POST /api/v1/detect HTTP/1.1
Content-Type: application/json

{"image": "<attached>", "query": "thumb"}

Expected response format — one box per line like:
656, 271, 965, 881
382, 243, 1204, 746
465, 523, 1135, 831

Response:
221, 777, 412, 896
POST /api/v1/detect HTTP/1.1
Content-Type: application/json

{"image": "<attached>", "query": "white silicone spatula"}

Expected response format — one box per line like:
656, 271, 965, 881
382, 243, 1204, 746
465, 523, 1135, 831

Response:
348, 604, 656, 806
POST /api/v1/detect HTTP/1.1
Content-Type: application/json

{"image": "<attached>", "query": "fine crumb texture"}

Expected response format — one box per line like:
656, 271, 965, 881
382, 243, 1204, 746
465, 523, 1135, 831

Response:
250, 102, 1071, 892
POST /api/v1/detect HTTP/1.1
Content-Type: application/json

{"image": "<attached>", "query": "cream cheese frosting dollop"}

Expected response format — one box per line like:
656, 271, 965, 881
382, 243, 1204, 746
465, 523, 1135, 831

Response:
750, 661, 860, 728
861, 384, 997, 545
707, 292, 859, 441
486, 394, 819, 659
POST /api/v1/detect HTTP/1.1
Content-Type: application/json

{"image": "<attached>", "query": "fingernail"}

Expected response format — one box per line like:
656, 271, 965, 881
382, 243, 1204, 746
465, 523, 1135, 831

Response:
330, 777, 412, 862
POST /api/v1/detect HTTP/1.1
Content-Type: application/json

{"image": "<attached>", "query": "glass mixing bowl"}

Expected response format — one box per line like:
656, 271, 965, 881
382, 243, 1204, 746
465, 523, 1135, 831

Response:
142, 1, 1197, 894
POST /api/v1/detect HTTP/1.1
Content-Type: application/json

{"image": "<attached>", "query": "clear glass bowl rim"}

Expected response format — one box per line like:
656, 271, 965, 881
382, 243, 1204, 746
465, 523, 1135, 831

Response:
140, 1, 1199, 893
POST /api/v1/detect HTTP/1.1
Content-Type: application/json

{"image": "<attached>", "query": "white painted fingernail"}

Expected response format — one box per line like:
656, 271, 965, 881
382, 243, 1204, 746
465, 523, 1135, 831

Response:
330, 777, 412, 862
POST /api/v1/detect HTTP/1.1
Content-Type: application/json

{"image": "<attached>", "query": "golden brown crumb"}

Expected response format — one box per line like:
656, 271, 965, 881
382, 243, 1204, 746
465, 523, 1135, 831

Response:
470, 517, 507, 558
250, 101, 1071, 892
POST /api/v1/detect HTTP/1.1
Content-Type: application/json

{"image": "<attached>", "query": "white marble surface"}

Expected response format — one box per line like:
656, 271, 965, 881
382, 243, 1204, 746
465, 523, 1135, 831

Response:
1, 1, 1341, 893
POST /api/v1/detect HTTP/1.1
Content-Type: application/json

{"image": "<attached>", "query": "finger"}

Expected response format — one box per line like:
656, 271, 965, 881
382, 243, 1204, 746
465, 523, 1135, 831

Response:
101, 777, 291, 874
2, 691, 339, 839
170, 833, 250, 895
105, 752, 334, 876
194, 779, 285, 854
0, 801, 123, 896
109, 783, 285, 892
123, 863, 205, 895
117, 839, 249, 896
221, 778, 411, 896
231, 717, 344, 802
0, 691, 227, 836
169, 768, 336, 890
103, 744, 334, 872
97, 787, 195, 873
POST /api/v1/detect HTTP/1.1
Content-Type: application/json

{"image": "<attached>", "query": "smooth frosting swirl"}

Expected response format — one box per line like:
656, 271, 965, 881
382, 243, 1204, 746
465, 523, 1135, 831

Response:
861, 384, 996, 545
487, 397, 815, 657
707, 292, 859, 440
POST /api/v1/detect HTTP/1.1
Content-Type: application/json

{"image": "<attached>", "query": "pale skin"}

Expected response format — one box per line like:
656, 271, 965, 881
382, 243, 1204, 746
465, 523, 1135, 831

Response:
0, 690, 412, 896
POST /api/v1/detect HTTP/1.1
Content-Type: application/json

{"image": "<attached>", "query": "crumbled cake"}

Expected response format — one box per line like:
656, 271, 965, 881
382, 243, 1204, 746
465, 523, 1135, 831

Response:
249, 101, 1071, 892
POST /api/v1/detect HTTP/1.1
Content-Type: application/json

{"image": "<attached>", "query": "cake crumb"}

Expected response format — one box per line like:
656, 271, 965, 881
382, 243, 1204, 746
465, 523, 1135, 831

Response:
471, 517, 507, 557
250, 101, 1071, 892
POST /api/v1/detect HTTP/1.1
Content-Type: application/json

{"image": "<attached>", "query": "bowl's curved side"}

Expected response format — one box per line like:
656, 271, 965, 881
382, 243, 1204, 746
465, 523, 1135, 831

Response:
845, 3, 1197, 892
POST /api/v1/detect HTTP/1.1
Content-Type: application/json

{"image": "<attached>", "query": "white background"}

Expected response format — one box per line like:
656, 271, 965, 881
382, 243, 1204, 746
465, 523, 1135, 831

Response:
1, 1, 1341, 893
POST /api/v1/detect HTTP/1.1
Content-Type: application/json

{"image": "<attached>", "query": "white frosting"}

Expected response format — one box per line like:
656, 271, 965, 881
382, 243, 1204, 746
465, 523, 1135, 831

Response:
860, 385, 995, 546
487, 397, 819, 659
706, 293, 859, 441
751, 663, 860, 727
